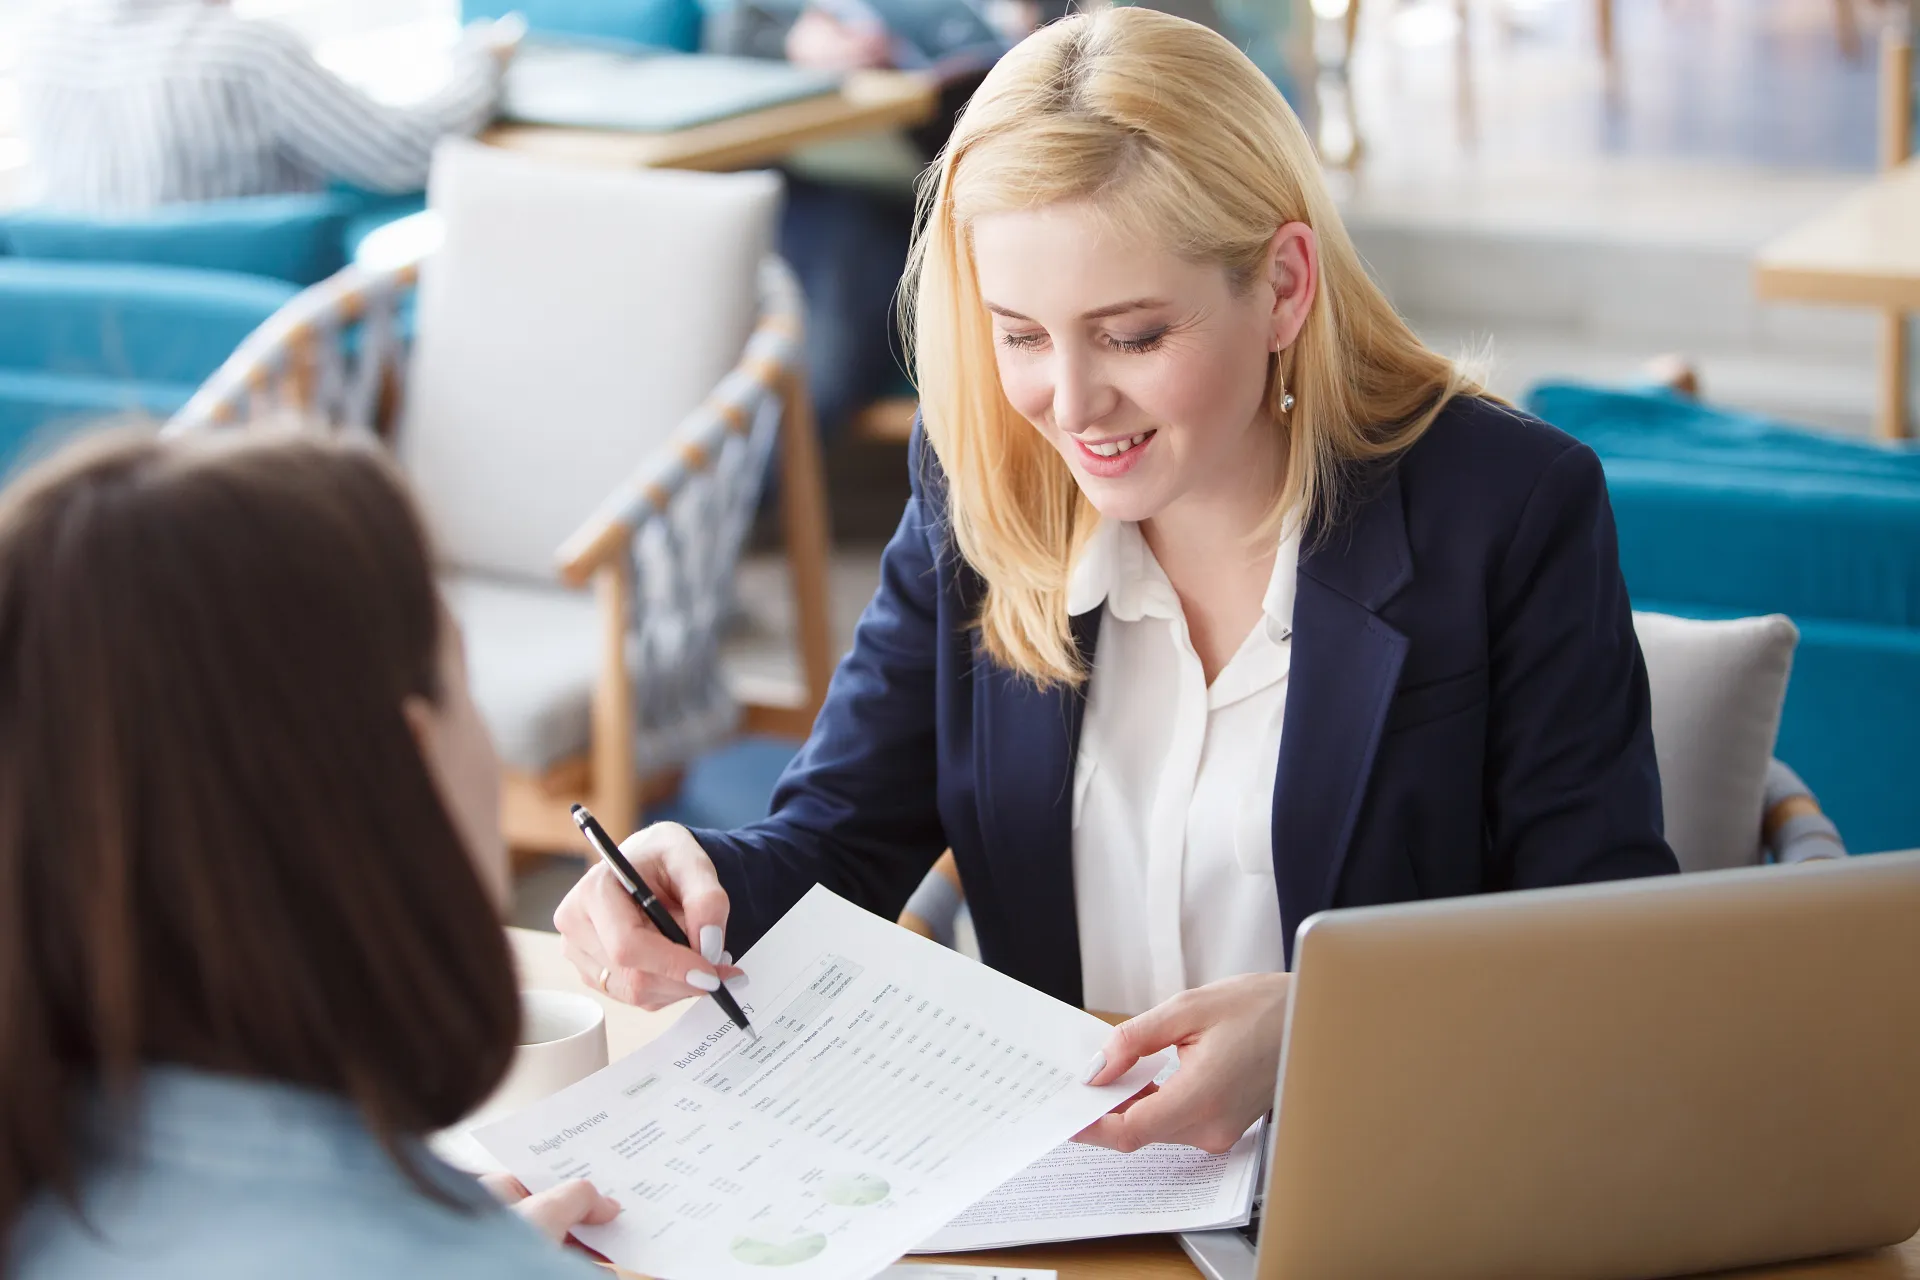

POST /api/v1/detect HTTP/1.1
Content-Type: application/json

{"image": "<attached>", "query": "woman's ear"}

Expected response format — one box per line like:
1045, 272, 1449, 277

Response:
1265, 221, 1318, 353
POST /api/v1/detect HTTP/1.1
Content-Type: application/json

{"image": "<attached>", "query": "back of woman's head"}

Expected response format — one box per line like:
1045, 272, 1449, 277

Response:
0, 430, 517, 1236
905, 7, 1475, 684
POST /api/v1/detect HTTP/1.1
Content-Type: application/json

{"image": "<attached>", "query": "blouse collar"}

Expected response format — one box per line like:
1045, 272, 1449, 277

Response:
1067, 515, 1301, 641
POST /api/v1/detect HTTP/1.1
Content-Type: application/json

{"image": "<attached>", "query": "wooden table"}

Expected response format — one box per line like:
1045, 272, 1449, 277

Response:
507, 927, 1920, 1280
1754, 156, 1920, 441
1753, 34, 1917, 440
483, 69, 938, 174
1755, 158, 1920, 313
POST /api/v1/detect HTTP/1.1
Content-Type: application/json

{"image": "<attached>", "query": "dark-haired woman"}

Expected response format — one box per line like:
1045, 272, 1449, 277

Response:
0, 431, 622, 1278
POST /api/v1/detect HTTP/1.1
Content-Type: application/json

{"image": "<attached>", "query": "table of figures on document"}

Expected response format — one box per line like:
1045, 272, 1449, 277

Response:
694, 953, 1077, 1175
475, 887, 1156, 1280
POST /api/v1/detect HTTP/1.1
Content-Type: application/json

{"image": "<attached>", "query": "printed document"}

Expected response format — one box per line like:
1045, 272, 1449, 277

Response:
921, 1122, 1265, 1252
474, 886, 1162, 1280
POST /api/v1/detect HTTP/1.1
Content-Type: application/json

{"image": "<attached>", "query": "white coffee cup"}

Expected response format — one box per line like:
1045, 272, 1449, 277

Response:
486, 989, 609, 1118
435, 989, 609, 1172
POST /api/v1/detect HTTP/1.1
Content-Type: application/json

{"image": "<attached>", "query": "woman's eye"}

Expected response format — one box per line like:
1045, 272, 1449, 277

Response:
997, 331, 1045, 351
1108, 329, 1168, 354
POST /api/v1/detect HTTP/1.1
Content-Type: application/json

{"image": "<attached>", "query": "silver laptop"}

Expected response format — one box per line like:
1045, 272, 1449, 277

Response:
1181, 852, 1920, 1280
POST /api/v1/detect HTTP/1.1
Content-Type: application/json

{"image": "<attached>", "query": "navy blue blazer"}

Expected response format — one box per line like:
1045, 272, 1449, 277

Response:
693, 395, 1678, 1008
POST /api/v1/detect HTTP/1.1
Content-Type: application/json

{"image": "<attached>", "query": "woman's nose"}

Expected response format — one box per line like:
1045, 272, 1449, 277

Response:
1049, 351, 1118, 435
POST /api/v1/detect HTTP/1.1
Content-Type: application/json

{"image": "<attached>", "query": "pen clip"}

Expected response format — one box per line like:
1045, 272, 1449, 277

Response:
601, 851, 646, 902
572, 804, 648, 902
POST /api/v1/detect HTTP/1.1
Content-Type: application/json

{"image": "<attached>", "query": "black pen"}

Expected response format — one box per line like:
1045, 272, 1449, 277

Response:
570, 803, 757, 1042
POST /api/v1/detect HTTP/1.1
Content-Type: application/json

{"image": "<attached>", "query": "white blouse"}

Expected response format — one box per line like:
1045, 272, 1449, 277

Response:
1068, 518, 1301, 1016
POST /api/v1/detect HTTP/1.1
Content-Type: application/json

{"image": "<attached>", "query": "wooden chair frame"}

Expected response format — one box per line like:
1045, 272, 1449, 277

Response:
167, 246, 835, 856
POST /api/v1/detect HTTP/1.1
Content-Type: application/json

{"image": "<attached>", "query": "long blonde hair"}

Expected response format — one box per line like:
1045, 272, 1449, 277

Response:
902, 6, 1479, 686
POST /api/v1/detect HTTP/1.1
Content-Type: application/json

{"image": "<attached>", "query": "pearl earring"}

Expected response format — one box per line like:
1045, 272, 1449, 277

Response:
1277, 370, 1296, 415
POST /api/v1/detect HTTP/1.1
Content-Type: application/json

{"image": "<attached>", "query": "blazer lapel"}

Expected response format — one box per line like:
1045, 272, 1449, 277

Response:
975, 608, 1102, 1007
1271, 466, 1414, 965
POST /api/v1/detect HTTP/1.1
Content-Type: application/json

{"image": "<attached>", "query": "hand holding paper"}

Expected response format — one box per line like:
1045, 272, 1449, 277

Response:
476, 887, 1163, 1280
1078, 972, 1290, 1155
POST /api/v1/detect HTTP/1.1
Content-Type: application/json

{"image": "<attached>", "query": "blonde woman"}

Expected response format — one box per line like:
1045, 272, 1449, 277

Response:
557, 7, 1676, 1154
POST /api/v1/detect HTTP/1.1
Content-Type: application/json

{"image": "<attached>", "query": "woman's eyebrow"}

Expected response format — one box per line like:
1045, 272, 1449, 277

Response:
983, 298, 1171, 322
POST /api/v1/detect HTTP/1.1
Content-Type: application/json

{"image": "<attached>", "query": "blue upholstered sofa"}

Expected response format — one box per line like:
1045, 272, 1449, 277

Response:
0, 260, 297, 473
1525, 382, 1920, 854
0, 189, 425, 473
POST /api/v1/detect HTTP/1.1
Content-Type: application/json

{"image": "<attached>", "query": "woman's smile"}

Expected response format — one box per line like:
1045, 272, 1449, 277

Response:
1073, 429, 1157, 477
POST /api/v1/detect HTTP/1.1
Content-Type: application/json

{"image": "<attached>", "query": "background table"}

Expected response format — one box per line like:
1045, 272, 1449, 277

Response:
1753, 33, 1919, 440
506, 927, 1920, 1280
483, 70, 938, 173
1754, 157, 1920, 441
1755, 158, 1920, 313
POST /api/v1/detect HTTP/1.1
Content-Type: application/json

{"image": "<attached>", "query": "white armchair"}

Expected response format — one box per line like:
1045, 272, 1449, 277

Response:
167, 140, 835, 854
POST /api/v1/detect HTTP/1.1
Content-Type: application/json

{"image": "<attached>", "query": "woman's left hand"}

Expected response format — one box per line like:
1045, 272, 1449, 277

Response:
481, 1174, 621, 1245
1076, 972, 1291, 1155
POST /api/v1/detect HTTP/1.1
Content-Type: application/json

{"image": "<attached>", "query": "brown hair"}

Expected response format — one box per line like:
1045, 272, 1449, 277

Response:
0, 430, 518, 1243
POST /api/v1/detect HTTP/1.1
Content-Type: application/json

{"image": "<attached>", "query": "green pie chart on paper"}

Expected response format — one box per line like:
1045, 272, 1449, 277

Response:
729, 1232, 829, 1266
821, 1173, 890, 1207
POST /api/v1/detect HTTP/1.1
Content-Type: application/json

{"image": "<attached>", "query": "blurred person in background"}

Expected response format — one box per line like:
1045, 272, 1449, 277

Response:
707, 0, 1056, 437
0, 430, 642, 1278
14, 0, 520, 210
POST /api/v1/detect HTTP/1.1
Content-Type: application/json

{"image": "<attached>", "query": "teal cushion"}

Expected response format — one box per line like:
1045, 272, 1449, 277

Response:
0, 194, 360, 286
1524, 381, 1920, 853
0, 369, 197, 479
1525, 382, 1920, 631
1526, 382, 1920, 481
0, 260, 297, 386
464, 0, 703, 52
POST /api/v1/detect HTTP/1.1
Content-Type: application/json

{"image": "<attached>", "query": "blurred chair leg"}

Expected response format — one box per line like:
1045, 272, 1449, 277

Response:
1595, 0, 1620, 102
1455, 0, 1477, 148
783, 369, 835, 725
1877, 28, 1913, 438
774, 369, 836, 733
589, 559, 640, 842
1836, 0, 1864, 60
1878, 312, 1911, 439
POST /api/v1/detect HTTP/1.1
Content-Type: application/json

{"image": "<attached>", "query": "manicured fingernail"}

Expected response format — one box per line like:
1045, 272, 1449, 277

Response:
1081, 1050, 1106, 1084
720, 950, 733, 967
687, 970, 721, 992
700, 926, 724, 965
726, 971, 750, 990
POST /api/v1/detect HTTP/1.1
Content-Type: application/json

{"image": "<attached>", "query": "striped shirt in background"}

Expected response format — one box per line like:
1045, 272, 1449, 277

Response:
16, 0, 504, 210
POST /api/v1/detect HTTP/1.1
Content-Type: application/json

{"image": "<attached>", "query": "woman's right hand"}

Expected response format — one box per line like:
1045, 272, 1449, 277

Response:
481, 1174, 620, 1245
553, 823, 744, 1010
